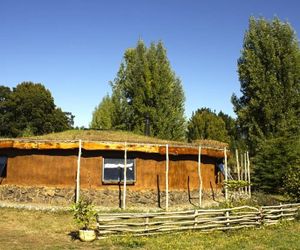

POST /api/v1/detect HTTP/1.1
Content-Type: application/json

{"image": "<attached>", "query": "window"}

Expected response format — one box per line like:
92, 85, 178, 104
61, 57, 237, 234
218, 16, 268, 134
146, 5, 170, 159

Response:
0, 156, 7, 178
102, 158, 135, 183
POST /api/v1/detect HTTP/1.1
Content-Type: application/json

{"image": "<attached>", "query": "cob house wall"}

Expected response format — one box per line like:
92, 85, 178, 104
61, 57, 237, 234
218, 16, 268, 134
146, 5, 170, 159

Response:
0, 141, 225, 207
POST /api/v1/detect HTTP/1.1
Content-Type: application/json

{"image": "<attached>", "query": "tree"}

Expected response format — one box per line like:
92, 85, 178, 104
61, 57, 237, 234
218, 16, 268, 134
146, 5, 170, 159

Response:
232, 17, 300, 193
90, 94, 114, 129
103, 40, 186, 140
0, 82, 73, 137
232, 17, 300, 152
187, 108, 229, 143
253, 135, 300, 194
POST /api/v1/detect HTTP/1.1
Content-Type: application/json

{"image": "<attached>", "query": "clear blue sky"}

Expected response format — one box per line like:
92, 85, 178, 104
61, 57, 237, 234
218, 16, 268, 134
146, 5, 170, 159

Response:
1, 0, 300, 127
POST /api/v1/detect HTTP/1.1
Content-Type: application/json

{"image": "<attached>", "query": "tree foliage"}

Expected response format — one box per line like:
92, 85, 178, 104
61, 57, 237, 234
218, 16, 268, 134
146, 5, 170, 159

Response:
233, 17, 300, 194
0, 82, 73, 137
187, 108, 229, 143
253, 136, 300, 194
232, 17, 300, 152
93, 40, 186, 140
90, 94, 114, 130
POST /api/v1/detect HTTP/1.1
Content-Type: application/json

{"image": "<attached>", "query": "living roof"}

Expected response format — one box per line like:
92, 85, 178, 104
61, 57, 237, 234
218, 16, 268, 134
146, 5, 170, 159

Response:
0, 130, 229, 158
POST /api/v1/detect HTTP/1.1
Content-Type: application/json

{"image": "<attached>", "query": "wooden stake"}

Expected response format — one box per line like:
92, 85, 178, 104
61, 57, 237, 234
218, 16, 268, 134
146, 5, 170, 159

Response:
76, 139, 82, 203
198, 146, 202, 207
122, 142, 127, 209
240, 153, 243, 182
244, 153, 247, 193
246, 151, 251, 197
235, 149, 240, 181
224, 147, 228, 202
166, 144, 169, 211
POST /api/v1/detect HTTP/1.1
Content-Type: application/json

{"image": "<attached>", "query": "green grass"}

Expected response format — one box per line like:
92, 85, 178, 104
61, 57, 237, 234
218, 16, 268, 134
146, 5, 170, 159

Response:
26, 129, 228, 148
0, 207, 299, 250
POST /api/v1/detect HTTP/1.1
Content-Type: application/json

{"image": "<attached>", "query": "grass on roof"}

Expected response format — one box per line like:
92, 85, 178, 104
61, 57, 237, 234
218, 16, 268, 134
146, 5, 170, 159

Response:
25, 129, 228, 148
27, 129, 182, 145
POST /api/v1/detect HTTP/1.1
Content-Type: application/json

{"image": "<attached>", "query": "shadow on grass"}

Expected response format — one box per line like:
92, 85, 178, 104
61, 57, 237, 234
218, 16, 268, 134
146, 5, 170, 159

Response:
68, 231, 79, 241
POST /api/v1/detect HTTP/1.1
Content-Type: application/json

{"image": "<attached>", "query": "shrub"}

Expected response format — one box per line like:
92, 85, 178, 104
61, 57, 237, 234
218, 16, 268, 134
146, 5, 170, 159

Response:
71, 198, 97, 230
284, 165, 300, 201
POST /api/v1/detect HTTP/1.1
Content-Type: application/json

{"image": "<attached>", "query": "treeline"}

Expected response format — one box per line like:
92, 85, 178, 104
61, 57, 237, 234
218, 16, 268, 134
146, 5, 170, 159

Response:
0, 82, 74, 137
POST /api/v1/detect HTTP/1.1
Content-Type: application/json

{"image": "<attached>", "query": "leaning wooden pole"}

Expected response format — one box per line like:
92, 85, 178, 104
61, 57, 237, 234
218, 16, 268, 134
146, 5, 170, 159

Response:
122, 142, 127, 209
165, 144, 169, 211
76, 139, 82, 203
224, 147, 228, 202
198, 146, 202, 207
246, 151, 251, 197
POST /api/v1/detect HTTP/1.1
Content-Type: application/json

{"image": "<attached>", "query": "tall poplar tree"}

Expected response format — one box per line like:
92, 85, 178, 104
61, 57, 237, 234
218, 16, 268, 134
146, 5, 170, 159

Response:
108, 40, 186, 140
232, 17, 300, 151
232, 17, 300, 193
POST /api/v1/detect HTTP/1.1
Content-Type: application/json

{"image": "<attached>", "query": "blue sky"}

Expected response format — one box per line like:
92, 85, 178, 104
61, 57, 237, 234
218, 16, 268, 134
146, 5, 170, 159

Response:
1, 0, 300, 127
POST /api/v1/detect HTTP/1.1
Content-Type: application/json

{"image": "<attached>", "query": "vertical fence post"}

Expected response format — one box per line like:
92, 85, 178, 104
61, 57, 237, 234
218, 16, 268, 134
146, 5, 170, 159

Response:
244, 152, 248, 193
165, 144, 169, 211
224, 147, 228, 202
246, 151, 251, 197
122, 142, 127, 209
198, 146, 202, 207
236, 149, 240, 181
76, 139, 82, 203
236, 149, 241, 193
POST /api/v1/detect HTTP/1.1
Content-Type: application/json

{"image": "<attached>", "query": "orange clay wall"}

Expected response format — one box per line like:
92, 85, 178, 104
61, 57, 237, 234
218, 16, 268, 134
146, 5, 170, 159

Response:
0, 149, 222, 191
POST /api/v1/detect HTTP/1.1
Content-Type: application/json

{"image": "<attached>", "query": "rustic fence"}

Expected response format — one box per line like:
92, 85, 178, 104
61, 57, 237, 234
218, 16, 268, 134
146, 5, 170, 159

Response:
96, 203, 300, 237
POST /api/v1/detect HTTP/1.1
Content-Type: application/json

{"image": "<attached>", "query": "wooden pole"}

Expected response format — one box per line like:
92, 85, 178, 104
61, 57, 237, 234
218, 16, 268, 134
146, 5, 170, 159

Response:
244, 152, 248, 193
76, 139, 82, 203
235, 149, 240, 181
123, 142, 127, 209
165, 144, 169, 211
224, 147, 228, 202
198, 146, 202, 207
247, 151, 251, 197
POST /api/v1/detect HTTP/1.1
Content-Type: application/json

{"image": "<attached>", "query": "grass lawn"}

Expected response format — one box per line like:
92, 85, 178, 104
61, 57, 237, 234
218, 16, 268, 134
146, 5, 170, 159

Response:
0, 207, 299, 250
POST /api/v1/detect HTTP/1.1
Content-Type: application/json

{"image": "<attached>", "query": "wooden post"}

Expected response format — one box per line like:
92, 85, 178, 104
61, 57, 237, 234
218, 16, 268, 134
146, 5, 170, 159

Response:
122, 142, 127, 209
198, 146, 202, 207
165, 144, 169, 211
246, 151, 251, 197
244, 152, 248, 193
236, 149, 241, 193
235, 149, 240, 181
240, 153, 244, 183
76, 139, 82, 203
224, 147, 228, 202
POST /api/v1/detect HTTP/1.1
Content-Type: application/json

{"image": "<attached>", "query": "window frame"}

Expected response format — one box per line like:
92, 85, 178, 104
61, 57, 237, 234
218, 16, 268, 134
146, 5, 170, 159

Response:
102, 157, 136, 184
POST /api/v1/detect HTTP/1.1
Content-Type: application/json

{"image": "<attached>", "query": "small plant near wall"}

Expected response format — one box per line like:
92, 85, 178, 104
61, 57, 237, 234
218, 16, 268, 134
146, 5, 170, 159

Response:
71, 198, 97, 241
225, 180, 249, 191
224, 180, 251, 204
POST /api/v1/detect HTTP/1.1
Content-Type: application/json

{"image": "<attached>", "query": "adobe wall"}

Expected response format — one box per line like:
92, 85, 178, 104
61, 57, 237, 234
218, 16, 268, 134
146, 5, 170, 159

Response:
0, 149, 224, 206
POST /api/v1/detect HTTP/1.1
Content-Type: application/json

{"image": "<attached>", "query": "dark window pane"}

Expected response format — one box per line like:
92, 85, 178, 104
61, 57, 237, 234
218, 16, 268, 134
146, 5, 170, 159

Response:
103, 158, 135, 183
0, 156, 7, 178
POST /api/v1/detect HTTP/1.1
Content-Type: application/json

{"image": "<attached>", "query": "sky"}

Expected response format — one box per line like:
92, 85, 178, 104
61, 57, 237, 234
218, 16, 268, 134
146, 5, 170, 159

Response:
1, 0, 300, 127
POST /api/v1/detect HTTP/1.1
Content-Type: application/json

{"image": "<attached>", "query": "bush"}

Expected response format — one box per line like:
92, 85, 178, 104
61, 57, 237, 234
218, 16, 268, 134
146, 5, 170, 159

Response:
284, 165, 300, 201
71, 198, 97, 230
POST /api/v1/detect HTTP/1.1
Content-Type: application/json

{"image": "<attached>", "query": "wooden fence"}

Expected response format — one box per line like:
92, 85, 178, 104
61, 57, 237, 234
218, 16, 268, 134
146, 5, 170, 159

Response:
96, 203, 300, 237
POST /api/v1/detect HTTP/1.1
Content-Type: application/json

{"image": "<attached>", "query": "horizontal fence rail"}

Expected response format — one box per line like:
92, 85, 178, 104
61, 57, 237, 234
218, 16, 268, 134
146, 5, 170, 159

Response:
96, 203, 300, 237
